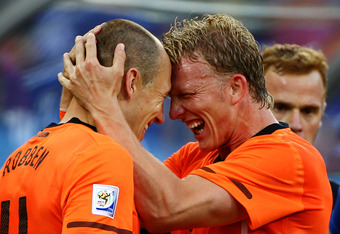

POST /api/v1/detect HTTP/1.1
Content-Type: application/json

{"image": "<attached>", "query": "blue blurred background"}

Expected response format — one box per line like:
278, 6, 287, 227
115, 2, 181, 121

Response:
0, 0, 339, 183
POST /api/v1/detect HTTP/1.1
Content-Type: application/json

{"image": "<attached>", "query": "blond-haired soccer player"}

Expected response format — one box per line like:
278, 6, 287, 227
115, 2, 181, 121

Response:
60, 14, 332, 233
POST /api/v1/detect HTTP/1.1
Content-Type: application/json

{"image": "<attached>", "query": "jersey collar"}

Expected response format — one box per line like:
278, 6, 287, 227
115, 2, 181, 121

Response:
46, 117, 97, 132
252, 122, 288, 138
214, 122, 289, 163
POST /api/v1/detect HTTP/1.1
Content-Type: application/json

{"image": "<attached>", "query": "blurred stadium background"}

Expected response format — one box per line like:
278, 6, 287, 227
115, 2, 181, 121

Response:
0, 0, 339, 182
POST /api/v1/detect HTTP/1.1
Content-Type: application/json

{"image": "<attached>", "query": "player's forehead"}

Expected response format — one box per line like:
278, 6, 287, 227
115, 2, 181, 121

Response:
171, 57, 216, 93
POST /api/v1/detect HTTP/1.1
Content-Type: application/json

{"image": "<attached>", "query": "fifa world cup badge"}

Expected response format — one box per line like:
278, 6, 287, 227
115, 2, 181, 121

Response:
92, 184, 119, 219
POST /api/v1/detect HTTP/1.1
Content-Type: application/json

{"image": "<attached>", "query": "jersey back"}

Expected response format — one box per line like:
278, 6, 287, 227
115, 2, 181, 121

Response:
0, 121, 135, 234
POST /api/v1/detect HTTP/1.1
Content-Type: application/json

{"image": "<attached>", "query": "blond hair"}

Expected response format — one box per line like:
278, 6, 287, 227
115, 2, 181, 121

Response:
162, 14, 273, 108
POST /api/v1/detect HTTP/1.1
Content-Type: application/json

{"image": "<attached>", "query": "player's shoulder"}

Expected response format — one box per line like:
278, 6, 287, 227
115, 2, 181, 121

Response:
239, 128, 320, 160
60, 124, 132, 166
62, 121, 106, 138
52, 122, 123, 151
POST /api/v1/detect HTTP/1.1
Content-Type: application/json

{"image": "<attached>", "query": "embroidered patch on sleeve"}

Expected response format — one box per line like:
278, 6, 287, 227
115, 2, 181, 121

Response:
92, 184, 119, 219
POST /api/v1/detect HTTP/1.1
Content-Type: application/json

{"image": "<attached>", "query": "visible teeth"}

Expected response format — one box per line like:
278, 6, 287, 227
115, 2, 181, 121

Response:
187, 121, 203, 129
186, 120, 205, 135
196, 128, 203, 135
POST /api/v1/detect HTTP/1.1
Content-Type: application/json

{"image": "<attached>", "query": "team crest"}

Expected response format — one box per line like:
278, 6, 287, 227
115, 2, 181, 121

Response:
92, 184, 119, 219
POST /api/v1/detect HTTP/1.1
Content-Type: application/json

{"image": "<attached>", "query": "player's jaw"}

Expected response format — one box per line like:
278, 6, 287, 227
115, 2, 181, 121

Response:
138, 121, 154, 141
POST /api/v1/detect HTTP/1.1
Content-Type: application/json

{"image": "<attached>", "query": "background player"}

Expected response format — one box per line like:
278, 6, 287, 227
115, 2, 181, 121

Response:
262, 43, 339, 233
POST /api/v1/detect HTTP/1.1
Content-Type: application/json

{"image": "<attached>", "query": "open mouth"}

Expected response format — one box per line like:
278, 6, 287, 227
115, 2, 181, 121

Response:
187, 120, 205, 135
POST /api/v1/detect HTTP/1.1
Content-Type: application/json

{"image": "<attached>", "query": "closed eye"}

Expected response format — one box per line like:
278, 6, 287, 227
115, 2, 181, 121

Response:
179, 93, 194, 99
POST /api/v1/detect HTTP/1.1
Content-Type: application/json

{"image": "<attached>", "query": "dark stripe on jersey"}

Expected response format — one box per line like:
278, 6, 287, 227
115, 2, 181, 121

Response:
67, 221, 132, 234
228, 178, 252, 199
252, 122, 288, 137
46, 117, 97, 132
200, 167, 216, 173
201, 123, 286, 196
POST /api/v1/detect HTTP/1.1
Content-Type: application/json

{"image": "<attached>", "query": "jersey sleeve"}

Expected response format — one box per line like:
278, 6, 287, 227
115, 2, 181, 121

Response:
60, 143, 134, 234
163, 147, 186, 178
163, 142, 215, 179
191, 140, 305, 230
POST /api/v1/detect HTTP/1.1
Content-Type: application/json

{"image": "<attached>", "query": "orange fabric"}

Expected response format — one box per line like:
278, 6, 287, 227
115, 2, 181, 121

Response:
0, 120, 138, 234
164, 128, 332, 233
133, 206, 141, 234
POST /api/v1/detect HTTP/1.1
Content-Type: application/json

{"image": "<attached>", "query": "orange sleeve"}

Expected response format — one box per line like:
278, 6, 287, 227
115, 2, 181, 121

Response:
61, 143, 134, 233
164, 142, 219, 179
163, 147, 186, 177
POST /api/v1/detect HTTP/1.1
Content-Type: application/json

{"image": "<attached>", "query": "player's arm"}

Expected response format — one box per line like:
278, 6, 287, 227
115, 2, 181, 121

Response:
58, 34, 247, 232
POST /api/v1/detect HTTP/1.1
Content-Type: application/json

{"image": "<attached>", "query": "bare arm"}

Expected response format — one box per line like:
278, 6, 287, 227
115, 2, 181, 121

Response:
58, 34, 247, 232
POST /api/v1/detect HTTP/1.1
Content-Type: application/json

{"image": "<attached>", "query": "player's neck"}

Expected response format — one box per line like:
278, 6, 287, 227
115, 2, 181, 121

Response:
59, 98, 95, 127
218, 103, 278, 159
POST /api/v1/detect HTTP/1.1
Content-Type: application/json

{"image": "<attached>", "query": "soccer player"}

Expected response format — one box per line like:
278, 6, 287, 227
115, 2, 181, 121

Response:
60, 14, 332, 233
0, 19, 171, 233
262, 43, 339, 233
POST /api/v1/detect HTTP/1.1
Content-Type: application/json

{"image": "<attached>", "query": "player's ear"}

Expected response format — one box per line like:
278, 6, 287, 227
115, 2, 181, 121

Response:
228, 74, 247, 105
123, 68, 141, 99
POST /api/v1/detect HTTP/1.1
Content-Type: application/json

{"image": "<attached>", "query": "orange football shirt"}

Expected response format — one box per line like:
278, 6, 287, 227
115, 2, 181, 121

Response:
164, 124, 332, 233
0, 118, 137, 234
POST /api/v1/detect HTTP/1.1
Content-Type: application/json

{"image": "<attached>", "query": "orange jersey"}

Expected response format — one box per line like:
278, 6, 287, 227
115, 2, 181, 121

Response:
0, 118, 138, 234
164, 124, 332, 233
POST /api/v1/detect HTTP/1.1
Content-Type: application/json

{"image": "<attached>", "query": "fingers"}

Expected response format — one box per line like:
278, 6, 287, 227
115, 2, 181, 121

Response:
69, 25, 101, 64
108, 43, 126, 96
58, 72, 71, 89
69, 45, 76, 65
63, 53, 74, 79
112, 43, 126, 77
83, 25, 102, 39
75, 36, 85, 64
85, 33, 97, 64
89, 25, 102, 36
